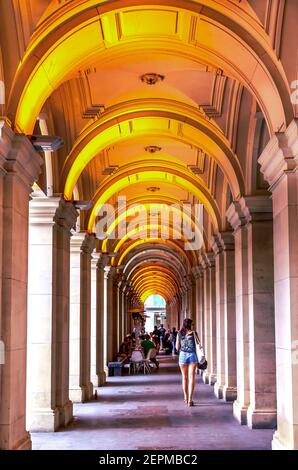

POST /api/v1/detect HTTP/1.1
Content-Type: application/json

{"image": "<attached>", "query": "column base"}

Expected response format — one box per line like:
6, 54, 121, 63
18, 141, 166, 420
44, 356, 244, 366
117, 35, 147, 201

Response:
272, 430, 295, 450
247, 406, 277, 429
14, 432, 32, 450
28, 407, 60, 432
202, 371, 209, 384
98, 371, 106, 386
222, 386, 237, 402
209, 373, 217, 386
214, 383, 223, 399
82, 382, 94, 402
233, 400, 248, 425
60, 400, 73, 427
69, 387, 85, 403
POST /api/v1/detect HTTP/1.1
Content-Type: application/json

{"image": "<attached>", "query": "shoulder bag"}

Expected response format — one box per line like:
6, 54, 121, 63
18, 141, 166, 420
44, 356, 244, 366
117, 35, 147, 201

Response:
194, 332, 208, 370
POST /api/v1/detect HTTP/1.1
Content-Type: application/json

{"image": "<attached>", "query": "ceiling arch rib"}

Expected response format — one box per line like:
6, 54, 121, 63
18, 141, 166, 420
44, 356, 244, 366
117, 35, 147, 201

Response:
123, 247, 189, 277
124, 250, 188, 282
85, 162, 221, 233
101, 201, 205, 253
9, 0, 292, 136
111, 223, 198, 257
102, 195, 209, 252
119, 240, 195, 270
62, 100, 244, 200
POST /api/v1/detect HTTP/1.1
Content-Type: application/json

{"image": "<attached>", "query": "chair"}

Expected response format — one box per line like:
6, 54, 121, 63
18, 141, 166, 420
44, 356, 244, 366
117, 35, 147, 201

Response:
144, 348, 158, 372
129, 350, 145, 375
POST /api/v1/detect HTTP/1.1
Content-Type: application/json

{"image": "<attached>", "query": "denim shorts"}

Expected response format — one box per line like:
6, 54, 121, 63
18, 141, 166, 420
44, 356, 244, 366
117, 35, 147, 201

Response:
179, 351, 197, 365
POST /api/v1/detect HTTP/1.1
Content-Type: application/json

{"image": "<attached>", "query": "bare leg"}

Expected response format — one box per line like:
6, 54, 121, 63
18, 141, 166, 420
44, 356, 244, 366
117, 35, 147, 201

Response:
188, 363, 197, 404
179, 364, 189, 401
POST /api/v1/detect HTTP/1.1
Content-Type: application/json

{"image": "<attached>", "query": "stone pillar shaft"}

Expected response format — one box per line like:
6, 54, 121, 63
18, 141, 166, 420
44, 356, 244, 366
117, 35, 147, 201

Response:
258, 119, 298, 448
80, 234, 95, 401
96, 257, 106, 386
246, 198, 276, 429
52, 200, 78, 427
202, 254, 217, 385
27, 197, 64, 432
212, 238, 225, 399
223, 236, 237, 402
227, 203, 250, 424
0, 126, 42, 449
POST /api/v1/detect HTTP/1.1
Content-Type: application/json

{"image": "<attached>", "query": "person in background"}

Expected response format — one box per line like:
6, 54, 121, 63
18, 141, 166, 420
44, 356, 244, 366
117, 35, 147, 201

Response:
170, 327, 178, 355
158, 324, 166, 348
176, 318, 198, 407
119, 336, 132, 356
140, 334, 159, 368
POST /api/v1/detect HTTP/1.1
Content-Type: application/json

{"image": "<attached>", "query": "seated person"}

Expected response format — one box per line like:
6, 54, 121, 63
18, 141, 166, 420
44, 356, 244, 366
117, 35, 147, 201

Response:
150, 333, 160, 352
119, 336, 132, 357
140, 334, 159, 368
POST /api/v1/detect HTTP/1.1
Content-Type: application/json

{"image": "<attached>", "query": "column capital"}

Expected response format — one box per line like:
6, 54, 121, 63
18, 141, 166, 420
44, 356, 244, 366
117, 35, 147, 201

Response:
211, 234, 223, 256
96, 253, 109, 270
227, 196, 272, 231
201, 252, 215, 269
226, 200, 247, 232
29, 196, 61, 225
70, 231, 85, 252
0, 120, 13, 174
54, 199, 78, 231
91, 251, 100, 266
104, 265, 115, 280
5, 133, 43, 189
81, 233, 96, 255
217, 231, 234, 251
258, 118, 298, 190
191, 266, 201, 280
240, 195, 272, 223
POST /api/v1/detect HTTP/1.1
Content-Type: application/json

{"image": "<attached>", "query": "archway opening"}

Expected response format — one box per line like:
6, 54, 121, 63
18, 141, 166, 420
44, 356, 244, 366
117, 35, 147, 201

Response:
144, 294, 166, 334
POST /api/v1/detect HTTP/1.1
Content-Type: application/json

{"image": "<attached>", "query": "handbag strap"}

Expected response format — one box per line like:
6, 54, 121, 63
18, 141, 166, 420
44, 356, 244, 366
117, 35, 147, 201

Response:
194, 331, 201, 347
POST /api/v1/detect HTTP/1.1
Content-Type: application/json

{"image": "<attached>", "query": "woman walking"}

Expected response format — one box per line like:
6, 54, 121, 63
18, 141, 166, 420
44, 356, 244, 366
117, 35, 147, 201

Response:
176, 318, 198, 406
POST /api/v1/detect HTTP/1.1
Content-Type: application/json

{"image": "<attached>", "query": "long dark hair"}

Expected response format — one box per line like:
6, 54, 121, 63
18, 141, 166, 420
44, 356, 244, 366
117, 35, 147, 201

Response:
180, 318, 193, 335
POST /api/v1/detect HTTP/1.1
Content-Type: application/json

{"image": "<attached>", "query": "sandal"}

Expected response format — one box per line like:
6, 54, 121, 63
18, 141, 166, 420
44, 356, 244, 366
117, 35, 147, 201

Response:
188, 400, 194, 407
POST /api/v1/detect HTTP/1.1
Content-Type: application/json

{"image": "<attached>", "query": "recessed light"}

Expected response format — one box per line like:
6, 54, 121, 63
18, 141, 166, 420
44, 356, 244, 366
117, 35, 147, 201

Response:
147, 187, 160, 192
140, 73, 165, 85
145, 145, 161, 153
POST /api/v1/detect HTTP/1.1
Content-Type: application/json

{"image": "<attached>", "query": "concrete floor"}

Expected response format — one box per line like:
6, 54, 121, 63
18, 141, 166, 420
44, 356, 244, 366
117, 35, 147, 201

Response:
32, 356, 274, 450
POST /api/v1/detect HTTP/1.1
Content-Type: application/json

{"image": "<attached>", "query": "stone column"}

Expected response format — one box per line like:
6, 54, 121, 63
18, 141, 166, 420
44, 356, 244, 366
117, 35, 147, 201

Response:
116, 276, 125, 351
212, 236, 225, 399
27, 197, 64, 432
105, 266, 115, 364
96, 255, 107, 386
227, 196, 276, 427
69, 232, 85, 402
197, 267, 204, 342
202, 256, 210, 384
80, 234, 95, 401
190, 272, 198, 330
258, 119, 298, 448
69, 232, 97, 402
90, 252, 98, 386
53, 200, 78, 426
221, 233, 237, 402
227, 202, 250, 424
202, 253, 217, 385
245, 196, 276, 429
0, 125, 42, 449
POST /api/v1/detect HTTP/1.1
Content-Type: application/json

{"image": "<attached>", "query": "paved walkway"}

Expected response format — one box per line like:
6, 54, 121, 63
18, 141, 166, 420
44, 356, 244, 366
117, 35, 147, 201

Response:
32, 356, 274, 450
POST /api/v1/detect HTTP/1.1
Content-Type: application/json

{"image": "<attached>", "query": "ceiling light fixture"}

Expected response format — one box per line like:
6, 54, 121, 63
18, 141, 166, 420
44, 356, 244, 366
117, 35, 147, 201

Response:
140, 73, 165, 85
144, 145, 161, 153
147, 187, 160, 192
